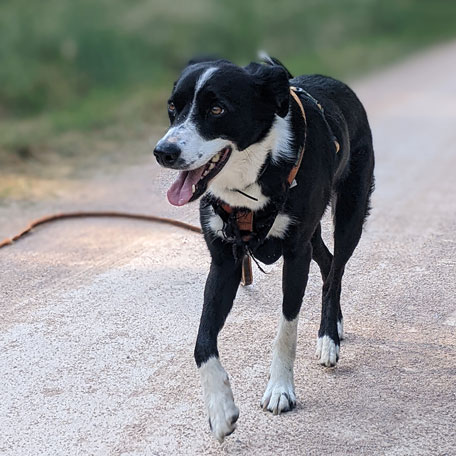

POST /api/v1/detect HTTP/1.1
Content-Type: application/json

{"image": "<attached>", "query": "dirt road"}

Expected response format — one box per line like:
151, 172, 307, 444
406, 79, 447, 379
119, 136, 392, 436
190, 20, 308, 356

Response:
1, 42, 455, 455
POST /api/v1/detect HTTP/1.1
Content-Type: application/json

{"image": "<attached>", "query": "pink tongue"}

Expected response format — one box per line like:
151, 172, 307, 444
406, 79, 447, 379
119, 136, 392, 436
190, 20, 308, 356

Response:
167, 165, 206, 206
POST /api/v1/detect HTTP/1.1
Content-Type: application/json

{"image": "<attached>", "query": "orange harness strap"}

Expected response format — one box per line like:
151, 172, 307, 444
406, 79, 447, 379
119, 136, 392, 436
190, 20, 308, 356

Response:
288, 87, 307, 185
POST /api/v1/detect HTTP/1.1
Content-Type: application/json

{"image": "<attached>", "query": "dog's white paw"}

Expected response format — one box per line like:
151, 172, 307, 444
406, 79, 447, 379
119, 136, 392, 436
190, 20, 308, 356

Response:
261, 377, 296, 414
200, 358, 239, 442
338, 318, 344, 340
207, 396, 239, 443
316, 335, 340, 367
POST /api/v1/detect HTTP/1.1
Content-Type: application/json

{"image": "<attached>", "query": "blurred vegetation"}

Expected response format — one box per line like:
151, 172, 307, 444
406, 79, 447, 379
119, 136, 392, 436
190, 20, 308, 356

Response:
1, 0, 456, 151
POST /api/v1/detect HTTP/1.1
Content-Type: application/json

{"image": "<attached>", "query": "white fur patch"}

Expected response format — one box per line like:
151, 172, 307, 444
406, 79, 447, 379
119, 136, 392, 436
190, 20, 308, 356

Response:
160, 122, 232, 170
208, 213, 224, 237
199, 357, 239, 442
315, 335, 340, 367
208, 114, 293, 210
183, 67, 218, 128
270, 113, 294, 164
201, 204, 225, 238
261, 315, 298, 414
209, 181, 269, 211
208, 140, 271, 211
195, 67, 218, 93
266, 213, 292, 239
202, 206, 225, 239
338, 318, 344, 340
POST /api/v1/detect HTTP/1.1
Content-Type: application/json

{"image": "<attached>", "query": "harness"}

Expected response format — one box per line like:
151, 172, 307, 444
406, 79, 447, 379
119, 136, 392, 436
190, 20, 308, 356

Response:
216, 86, 339, 286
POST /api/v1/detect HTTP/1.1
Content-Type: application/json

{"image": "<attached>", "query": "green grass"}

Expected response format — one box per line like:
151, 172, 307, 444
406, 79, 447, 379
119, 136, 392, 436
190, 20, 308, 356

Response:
1, 0, 456, 152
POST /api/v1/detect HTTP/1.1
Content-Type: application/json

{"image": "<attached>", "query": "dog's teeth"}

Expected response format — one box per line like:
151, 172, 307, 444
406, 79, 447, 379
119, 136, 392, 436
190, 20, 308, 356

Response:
211, 153, 220, 163
192, 184, 196, 193
203, 170, 209, 177
209, 163, 215, 170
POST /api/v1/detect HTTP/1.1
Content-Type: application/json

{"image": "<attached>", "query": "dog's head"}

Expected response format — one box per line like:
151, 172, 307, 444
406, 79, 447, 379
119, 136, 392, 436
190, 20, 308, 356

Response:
153, 58, 290, 206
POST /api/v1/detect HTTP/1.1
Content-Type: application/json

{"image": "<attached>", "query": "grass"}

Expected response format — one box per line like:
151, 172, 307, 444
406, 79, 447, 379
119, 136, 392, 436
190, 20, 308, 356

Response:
1, 0, 456, 156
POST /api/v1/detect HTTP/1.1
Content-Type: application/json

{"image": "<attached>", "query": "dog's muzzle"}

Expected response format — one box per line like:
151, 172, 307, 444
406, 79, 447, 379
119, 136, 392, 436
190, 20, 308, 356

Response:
153, 141, 182, 167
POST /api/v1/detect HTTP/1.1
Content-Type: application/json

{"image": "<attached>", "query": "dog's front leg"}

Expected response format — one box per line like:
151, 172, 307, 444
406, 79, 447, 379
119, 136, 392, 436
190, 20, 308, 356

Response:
261, 239, 312, 414
194, 254, 242, 442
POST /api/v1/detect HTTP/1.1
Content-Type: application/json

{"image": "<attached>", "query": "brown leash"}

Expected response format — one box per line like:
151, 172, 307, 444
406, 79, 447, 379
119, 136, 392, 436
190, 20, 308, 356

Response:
0, 211, 262, 287
0, 211, 202, 249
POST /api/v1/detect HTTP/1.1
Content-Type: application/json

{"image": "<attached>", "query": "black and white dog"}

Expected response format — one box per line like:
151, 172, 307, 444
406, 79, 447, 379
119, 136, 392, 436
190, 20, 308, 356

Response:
153, 56, 374, 442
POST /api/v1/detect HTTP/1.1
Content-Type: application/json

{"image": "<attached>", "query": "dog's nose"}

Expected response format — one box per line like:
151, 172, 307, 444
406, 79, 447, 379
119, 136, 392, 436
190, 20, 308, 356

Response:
153, 142, 181, 167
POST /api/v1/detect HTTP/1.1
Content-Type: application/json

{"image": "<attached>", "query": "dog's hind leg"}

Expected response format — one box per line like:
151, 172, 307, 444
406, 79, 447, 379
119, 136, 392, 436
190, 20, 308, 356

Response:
261, 237, 312, 414
194, 252, 242, 442
311, 223, 343, 338
316, 147, 374, 367
311, 222, 333, 283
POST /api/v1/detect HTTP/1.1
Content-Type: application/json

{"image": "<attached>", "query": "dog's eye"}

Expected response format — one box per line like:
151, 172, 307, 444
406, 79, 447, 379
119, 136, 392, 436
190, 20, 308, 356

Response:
168, 102, 176, 113
210, 105, 224, 116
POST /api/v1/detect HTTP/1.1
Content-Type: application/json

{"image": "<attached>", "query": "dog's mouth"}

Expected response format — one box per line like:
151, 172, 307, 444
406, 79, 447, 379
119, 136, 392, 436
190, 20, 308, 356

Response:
167, 146, 232, 206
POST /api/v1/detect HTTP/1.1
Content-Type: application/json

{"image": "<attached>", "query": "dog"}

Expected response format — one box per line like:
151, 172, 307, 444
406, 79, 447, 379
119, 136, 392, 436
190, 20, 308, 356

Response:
153, 55, 375, 442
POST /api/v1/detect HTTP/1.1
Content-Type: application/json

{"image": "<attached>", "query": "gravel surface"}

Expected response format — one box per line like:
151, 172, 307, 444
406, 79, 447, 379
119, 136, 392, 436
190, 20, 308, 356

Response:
1, 42, 456, 456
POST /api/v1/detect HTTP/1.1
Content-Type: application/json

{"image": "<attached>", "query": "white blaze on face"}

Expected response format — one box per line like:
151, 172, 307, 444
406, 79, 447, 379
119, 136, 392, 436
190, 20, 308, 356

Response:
155, 67, 231, 170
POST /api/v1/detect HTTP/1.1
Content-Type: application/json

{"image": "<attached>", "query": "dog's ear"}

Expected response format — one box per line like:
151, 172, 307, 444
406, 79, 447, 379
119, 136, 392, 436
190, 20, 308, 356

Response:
246, 63, 290, 118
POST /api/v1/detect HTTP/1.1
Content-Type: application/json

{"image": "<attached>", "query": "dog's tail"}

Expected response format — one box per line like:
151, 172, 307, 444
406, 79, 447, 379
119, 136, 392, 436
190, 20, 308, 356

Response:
258, 51, 294, 79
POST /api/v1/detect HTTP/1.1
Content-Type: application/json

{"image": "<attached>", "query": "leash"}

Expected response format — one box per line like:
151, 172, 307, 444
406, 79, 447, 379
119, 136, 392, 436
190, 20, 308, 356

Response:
0, 211, 263, 287
0, 211, 202, 249
0, 211, 262, 287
